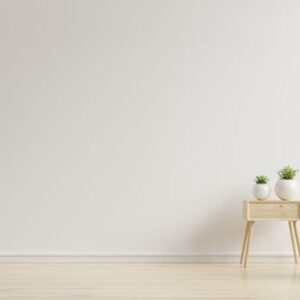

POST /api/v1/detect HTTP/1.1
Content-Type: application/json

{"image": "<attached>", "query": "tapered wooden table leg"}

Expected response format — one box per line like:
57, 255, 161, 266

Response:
240, 221, 249, 264
243, 221, 254, 268
288, 221, 298, 264
242, 200, 300, 266
292, 221, 300, 258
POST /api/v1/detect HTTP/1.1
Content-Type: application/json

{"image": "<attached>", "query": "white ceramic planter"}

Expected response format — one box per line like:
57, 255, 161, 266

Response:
253, 184, 271, 200
275, 179, 299, 201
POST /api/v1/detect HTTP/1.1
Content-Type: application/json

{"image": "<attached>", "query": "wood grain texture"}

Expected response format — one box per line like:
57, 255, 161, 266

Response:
240, 222, 249, 264
293, 221, 300, 255
0, 263, 300, 299
245, 200, 300, 204
244, 200, 300, 221
243, 221, 254, 268
241, 201, 300, 266
289, 221, 299, 264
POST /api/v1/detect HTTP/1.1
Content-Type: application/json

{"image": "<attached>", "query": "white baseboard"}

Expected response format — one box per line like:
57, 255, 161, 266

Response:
0, 254, 294, 263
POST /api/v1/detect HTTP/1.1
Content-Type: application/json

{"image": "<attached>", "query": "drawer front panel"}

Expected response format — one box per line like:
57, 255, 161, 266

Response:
249, 204, 299, 220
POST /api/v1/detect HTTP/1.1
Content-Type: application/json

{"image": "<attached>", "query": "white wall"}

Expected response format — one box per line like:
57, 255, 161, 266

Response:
1, 0, 300, 256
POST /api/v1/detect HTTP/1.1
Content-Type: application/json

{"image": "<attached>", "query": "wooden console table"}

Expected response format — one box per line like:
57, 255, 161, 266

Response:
241, 200, 300, 268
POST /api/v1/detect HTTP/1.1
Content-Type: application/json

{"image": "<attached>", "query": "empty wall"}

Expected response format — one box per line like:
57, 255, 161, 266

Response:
1, 0, 300, 256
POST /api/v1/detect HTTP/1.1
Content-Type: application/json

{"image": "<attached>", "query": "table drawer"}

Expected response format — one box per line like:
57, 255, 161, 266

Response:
248, 203, 299, 220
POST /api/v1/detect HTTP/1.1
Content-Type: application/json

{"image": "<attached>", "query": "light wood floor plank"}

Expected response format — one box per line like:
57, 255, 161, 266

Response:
0, 263, 299, 299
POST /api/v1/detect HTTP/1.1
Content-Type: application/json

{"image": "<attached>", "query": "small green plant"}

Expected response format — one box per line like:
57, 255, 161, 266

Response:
277, 165, 299, 180
255, 175, 269, 184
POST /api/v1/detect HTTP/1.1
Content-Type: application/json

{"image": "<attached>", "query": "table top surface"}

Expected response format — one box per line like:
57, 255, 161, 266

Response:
244, 200, 300, 204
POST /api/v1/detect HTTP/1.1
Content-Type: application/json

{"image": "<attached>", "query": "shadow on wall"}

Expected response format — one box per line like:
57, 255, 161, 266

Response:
186, 195, 245, 254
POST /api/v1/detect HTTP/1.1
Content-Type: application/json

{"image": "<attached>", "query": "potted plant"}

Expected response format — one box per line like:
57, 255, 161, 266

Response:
275, 166, 299, 201
253, 175, 271, 200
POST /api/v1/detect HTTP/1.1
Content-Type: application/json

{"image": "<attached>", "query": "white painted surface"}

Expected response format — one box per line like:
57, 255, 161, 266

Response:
253, 184, 271, 201
0, 255, 294, 264
275, 179, 299, 201
1, 0, 300, 256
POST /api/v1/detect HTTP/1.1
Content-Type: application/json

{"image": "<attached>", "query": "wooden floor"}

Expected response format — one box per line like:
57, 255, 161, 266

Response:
0, 263, 299, 299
